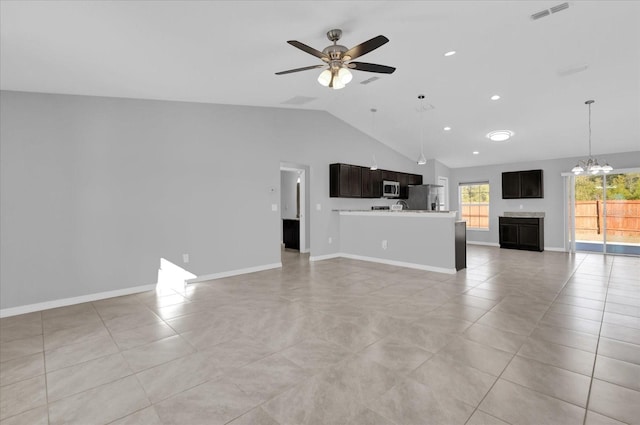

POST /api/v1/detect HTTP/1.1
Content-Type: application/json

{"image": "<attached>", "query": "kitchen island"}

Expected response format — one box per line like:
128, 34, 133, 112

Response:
335, 210, 466, 274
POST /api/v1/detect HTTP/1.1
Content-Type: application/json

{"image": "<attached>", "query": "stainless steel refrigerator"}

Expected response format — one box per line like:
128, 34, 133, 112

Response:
407, 184, 443, 211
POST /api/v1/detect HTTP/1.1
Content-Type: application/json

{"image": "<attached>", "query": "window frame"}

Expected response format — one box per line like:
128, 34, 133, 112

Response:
459, 182, 490, 231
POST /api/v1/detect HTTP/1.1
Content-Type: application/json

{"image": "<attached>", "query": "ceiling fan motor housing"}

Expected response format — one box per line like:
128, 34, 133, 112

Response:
322, 45, 348, 61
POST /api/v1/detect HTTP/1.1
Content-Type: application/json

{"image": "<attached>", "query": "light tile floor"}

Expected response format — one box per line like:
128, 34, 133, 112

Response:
1, 246, 639, 425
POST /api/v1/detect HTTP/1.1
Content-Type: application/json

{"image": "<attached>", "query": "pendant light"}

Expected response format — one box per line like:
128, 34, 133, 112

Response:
370, 108, 378, 170
571, 100, 613, 175
417, 95, 427, 165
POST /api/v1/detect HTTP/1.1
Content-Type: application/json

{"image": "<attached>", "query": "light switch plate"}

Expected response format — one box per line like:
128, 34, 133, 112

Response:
271, 204, 278, 211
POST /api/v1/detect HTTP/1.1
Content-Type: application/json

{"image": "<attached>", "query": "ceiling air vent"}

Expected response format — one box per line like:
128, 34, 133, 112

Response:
557, 63, 589, 77
531, 9, 550, 20
531, 2, 569, 20
550, 2, 570, 13
360, 76, 380, 85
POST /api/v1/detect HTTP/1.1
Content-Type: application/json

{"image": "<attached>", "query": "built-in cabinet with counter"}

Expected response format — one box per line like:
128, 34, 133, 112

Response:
499, 216, 544, 252
330, 163, 422, 199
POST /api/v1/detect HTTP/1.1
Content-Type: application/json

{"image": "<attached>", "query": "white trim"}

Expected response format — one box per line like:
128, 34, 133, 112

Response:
338, 253, 457, 274
300, 248, 310, 254
309, 253, 341, 262
0, 284, 157, 318
545, 246, 567, 252
186, 262, 282, 283
466, 241, 500, 247
437, 176, 449, 211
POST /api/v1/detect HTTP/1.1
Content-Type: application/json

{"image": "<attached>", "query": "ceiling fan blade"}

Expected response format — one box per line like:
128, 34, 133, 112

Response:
348, 62, 396, 74
287, 40, 329, 60
343, 35, 389, 60
275, 65, 325, 75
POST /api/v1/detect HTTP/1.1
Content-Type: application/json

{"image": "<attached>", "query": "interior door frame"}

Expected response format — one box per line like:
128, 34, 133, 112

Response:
280, 163, 309, 253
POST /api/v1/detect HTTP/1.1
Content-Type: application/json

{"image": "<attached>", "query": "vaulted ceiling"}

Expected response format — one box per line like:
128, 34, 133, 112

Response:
1, 1, 638, 168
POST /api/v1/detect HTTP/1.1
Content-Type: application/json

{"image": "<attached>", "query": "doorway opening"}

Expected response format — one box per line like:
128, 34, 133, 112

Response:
437, 176, 449, 211
566, 169, 640, 255
280, 163, 309, 260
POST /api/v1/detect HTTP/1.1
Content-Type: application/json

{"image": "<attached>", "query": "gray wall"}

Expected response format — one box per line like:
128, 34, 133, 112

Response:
0, 90, 422, 309
449, 153, 640, 249
423, 159, 451, 185
340, 214, 456, 272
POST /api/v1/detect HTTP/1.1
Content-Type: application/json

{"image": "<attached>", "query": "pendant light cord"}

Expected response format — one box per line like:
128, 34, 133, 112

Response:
419, 95, 425, 156
588, 102, 592, 157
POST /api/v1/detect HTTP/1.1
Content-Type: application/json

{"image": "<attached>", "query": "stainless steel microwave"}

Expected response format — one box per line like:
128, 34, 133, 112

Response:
382, 180, 400, 198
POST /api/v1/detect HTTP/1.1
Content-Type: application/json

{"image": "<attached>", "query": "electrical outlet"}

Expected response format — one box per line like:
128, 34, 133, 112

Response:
328, 237, 332, 244
316, 203, 322, 211
271, 204, 278, 211
182, 254, 189, 263
382, 240, 388, 250
519, 204, 524, 209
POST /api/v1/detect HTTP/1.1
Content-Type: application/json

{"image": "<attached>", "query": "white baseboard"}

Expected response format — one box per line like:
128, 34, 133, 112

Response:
186, 262, 282, 283
309, 253, 341, 262
544, 246, 567, 252
0, 284, 157, 318
466, 241, 500, 247
311, 252, 456, 274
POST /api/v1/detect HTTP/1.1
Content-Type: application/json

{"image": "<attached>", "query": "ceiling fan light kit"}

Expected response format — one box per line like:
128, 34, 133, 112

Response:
571, 100, 613, 175
276, 29, 396, 90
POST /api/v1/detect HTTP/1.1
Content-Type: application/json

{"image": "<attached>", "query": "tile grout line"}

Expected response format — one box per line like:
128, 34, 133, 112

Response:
41, 311, 52, 425
463, 253, 590, 425
581, 256, 615, 425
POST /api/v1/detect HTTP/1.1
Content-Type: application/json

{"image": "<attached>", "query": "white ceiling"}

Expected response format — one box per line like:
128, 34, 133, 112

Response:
1, 0, 639, 168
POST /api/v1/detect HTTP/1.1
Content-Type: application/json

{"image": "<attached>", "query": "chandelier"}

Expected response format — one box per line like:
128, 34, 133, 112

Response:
571, 100, 613, 175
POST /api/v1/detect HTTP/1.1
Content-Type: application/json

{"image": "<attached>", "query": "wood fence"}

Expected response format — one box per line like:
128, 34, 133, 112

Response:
461, 203, 489, 229
575, 200, 640, 241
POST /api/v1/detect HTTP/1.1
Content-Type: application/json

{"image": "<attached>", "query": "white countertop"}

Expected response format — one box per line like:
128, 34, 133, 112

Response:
334, 210, 457, 218
503, 211, 545, 218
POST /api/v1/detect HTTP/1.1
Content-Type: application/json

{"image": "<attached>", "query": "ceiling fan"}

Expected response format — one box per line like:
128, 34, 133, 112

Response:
275, 29, 396, 89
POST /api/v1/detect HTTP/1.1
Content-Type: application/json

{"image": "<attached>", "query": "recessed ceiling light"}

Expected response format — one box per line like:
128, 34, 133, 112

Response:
444, 126, 452, 131
490, 95, 501, 100
473, 151, 480, 155
444, 51, 456, 57
486, 130, 514, 142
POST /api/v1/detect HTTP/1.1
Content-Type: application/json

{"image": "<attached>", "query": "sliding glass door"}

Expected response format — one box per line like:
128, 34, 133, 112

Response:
603, 172, 640, 254
569, 171, 640, 255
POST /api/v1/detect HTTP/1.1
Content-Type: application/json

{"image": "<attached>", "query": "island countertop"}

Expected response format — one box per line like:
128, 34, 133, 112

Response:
333, 210, 457, 218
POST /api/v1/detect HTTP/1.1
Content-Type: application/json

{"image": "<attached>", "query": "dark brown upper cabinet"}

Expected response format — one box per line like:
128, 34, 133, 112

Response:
330, 163, 422, 199
502, 169, 543, 199
381, 170, 398, 182
330, 163, 362, 198
362, 168, 382, 198
399, 173, 423, 199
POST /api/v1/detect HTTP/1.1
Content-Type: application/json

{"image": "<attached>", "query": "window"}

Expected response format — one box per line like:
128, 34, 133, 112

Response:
459, 182, 490, 229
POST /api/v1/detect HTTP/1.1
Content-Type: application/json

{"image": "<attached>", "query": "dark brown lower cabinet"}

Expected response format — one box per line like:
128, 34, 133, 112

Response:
499, 217, 544, 252
283, 219, 300, 250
